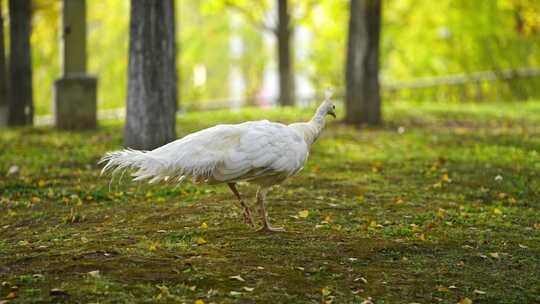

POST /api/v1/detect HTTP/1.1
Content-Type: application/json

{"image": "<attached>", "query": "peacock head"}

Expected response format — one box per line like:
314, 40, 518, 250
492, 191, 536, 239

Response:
317, 89, 336, 118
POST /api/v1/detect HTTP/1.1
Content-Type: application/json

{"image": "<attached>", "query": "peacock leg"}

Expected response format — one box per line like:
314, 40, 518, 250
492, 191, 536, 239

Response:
256, 187, 285, 232
227, 183, 255, 227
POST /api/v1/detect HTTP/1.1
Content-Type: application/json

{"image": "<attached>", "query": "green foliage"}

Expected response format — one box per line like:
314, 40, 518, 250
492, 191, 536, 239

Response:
1, 102, 540, 302
8, 0, 540, 115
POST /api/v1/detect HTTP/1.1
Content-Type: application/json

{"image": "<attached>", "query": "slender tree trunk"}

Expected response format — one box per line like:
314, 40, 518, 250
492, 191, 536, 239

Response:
0, 4, 8, 126
276, 0, 294, 106
125, 0, 177, 150
8, 0, 33, 126
345, 0, 381, 126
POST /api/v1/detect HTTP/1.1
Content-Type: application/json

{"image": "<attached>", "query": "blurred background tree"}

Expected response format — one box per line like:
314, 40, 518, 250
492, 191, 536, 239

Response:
0, 0, 539, 117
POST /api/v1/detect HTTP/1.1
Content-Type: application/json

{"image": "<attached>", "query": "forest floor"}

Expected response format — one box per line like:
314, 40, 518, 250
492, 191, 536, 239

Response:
1, 101, 539, 304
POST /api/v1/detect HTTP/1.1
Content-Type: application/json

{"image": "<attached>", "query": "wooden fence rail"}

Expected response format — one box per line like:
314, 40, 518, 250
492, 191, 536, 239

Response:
34, 67, 540, 125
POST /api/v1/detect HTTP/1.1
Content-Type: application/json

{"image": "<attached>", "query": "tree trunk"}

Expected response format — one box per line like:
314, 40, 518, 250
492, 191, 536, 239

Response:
8, 0, 33, 126
345, 0, 381, 126
125, 0, 177, 150
0, 4, 8, 126
276, 0, 294, 106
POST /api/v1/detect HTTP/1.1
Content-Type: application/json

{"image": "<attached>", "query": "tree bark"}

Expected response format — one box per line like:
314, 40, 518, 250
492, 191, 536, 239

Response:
0, 4, 8, 126
276, 0, 294, 106
345, 0, 381, 126
125, 0, 177, 150
8, 0, 33, 126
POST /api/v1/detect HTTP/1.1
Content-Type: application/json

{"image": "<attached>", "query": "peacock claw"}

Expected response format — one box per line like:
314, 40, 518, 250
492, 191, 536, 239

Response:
256, 225, 286, 233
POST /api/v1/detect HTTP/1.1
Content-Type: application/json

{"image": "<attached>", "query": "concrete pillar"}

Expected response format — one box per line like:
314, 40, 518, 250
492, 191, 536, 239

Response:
54, 0, 97, 130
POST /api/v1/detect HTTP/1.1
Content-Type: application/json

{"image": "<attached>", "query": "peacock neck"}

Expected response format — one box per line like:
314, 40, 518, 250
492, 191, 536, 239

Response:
303, 113, 325, 146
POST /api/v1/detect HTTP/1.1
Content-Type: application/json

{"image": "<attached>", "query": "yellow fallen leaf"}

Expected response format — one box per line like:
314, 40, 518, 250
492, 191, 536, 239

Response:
200, 222, 208, 229
489, 252, 500, 259
493, 208, 502, 215
196, 237, 207, 245
38, 180, 46, 187
149, 242, 160, 251
298, 210, 309, 218
473, 289, 486, 295
436, 285, 449, 292
242, 286, 254, 292
31, 197, 41, 204
195, 300, 205, 304
442, 173, 451, 182
321, 286, 331, 296
459, 297, 473, 304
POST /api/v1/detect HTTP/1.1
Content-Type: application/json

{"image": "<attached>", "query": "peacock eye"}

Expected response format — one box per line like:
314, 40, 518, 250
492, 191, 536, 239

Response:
332, 105, 335, 109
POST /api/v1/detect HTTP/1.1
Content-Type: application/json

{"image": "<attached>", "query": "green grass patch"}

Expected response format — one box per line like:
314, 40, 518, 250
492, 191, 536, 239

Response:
1, 101, 539, 303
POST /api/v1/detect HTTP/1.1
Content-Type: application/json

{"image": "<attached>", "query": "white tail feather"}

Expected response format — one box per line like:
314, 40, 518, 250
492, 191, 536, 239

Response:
99, 147, 219, 184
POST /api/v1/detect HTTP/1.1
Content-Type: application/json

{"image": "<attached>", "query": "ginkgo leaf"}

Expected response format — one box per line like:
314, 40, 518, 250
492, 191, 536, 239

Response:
493, 208, 502, 215
200, 222, 208, 229
195, 300, 205, 304
298, 210, 309, 218
196, 237, 207, 245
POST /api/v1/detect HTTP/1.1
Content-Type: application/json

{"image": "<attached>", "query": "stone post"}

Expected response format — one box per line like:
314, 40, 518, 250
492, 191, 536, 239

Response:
53, 0, 97, 130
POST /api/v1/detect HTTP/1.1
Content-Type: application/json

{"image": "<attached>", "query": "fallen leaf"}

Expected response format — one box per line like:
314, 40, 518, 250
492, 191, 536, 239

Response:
5, 292, 17, 299
7, 165, 19, 176
459, 297, 473, 304
442, 173, 451, 182
489, 252, 500, 259
148, 242, 159, 251
50, 288, 69, 297
518, 244, 528, 249
229, 275, 245, 282
473, 289, 486, 295
31, 197, 41, 204
436, 286, 449, 292
321, 287, 331, 296
229, 291, 242, 296
196, 237, 207, 245
200, 222, 208, 229
298, 210, 309, 218
242, 286, 254, 292
87, 270, 100, 278
493, 208, 502, 215
194, 300, 205, 304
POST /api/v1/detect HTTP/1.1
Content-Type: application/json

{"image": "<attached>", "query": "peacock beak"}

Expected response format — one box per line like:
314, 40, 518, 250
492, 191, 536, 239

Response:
328, 110, 336, 118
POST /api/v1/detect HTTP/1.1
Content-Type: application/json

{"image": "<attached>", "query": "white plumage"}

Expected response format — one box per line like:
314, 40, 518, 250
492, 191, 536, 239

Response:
100, 97, 336, 232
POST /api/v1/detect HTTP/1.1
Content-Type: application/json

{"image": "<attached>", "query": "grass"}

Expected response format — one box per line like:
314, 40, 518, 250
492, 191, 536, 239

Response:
1, 101, 539, 303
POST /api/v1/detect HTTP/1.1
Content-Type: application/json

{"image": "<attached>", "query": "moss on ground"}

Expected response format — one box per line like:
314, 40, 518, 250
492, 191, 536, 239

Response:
1, 101, 539, 303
